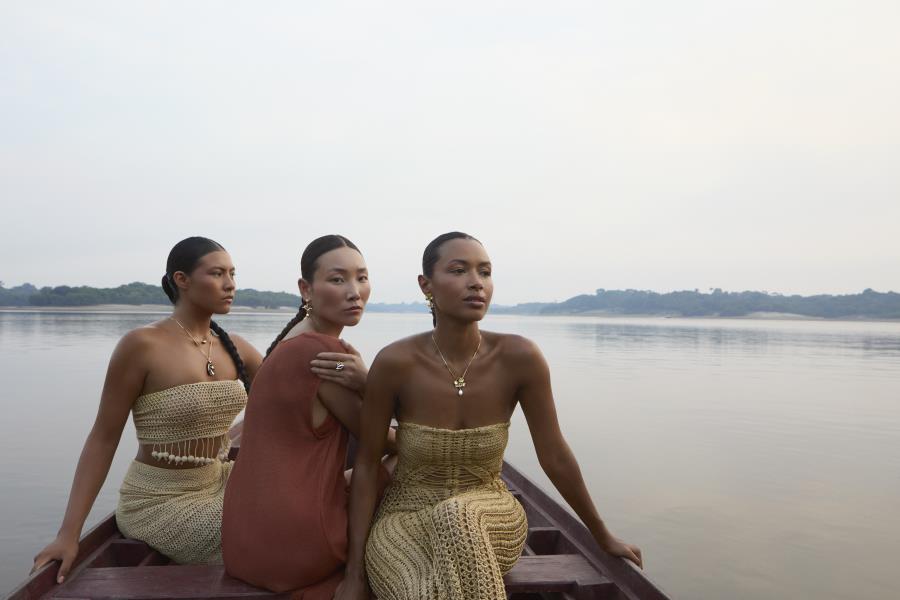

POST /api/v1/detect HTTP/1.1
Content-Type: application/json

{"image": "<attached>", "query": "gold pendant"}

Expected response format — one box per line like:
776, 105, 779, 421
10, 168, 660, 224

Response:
207, 361, 215, 377
454, 377, 465, 396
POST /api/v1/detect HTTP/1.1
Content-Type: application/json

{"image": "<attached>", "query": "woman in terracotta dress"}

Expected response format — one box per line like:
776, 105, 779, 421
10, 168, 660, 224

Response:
222, 234, 394, 598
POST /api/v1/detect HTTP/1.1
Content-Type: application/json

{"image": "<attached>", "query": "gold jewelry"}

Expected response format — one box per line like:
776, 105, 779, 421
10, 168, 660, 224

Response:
171, 317, 216, 376
424, 293, 434, 310
304, 301, 314, 317
430, 332, 482, 396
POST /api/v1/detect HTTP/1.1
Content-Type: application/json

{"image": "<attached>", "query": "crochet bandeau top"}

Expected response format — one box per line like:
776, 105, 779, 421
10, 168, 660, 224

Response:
132, 379, 247, 466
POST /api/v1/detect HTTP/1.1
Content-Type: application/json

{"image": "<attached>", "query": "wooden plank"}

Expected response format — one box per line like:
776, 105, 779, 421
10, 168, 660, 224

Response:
504, 555, 614, 592
47, 566, 285, 600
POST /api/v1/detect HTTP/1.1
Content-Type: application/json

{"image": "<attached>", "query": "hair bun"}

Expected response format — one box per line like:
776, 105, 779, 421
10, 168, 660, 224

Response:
161, 275, 177, 303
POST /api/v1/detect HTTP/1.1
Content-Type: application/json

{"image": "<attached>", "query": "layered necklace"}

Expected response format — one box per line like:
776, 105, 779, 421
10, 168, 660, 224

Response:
431, 332, 482, 396
171, 317, 216, 377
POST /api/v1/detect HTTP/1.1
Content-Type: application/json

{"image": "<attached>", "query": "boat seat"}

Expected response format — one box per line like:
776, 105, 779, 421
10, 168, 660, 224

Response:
47, 556, 615, 599
504, 554, 615, 595
46, 565, 285, 599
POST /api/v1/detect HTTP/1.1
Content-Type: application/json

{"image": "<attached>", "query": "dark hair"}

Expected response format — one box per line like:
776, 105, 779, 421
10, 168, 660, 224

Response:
421, 232, 481, 326
161, 237, 249, 392
265, 234, 362, 357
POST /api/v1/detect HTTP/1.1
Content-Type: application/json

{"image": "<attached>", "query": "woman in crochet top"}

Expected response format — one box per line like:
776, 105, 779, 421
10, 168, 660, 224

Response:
339, 232, 642, 600
31, 237, 263, 581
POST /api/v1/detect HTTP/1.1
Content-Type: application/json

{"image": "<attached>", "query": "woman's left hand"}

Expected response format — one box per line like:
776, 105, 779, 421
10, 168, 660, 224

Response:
311, 339, 368, 393
600, 534, 643, 569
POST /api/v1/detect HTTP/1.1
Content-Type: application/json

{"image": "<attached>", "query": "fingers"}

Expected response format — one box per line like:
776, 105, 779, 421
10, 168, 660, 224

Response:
311, 366, 351, 378
30, 553, 48, 575
314, 352, 354, 362
311, 358, 358, 372
58, 553, 75, 583
624, 547, 643, 569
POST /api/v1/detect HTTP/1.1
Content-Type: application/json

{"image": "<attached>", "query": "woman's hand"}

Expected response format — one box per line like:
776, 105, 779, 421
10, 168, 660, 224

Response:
31, 534, 79, 583
311, 340, 368, 393
599, 533, 643, 569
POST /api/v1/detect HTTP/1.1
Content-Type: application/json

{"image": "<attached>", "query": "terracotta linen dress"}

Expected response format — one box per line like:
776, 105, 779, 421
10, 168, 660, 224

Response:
222, 331, 356, 597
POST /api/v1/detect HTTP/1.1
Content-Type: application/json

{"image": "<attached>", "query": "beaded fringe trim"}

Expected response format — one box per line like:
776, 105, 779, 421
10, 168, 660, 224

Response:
150, 434, 232, 465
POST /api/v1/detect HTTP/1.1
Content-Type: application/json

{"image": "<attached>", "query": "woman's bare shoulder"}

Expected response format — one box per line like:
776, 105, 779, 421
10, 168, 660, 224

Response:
373, 332, 430, 369
117, 321, 169, 350
486, 331, 542, 358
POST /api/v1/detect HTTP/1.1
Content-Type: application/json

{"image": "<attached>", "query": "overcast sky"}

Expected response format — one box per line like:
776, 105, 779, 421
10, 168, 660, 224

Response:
2, 1, 898, 305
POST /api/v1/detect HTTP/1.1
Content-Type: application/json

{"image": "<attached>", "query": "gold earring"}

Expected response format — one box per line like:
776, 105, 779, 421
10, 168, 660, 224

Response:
304, 301, 314, 317
425, 294, 434, 310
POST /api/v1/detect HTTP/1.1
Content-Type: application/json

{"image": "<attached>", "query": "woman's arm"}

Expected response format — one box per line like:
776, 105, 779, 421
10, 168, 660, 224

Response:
31, 331, 148, 582
318, 381, 397, 455
514, 336, 643, 568
334, 347, 400, 600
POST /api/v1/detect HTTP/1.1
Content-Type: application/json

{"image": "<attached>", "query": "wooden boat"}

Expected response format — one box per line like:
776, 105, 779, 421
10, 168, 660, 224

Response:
8, 424, 672, 600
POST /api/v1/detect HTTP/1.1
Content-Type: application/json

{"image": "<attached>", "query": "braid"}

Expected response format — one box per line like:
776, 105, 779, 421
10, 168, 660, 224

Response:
210, 320, 250, 392
265, 303, 307, 358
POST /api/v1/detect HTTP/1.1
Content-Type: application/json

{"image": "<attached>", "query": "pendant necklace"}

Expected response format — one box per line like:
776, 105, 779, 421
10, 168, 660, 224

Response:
171, 317, 216, 376
431, 332, 482, 396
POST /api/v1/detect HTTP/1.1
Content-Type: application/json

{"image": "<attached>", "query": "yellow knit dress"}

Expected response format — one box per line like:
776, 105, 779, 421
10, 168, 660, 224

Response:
116, 380, 247, 564
365, 421, 528, 600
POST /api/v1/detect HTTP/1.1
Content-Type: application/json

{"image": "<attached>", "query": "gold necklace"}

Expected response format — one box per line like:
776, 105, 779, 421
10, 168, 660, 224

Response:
171, 317, 216, 376
431, 332, 482, 396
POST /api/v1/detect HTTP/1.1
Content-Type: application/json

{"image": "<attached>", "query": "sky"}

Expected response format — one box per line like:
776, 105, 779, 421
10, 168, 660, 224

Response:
1, 1, 898, 305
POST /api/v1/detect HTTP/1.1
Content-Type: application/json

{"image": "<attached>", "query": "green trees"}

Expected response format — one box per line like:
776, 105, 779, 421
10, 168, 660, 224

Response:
0, 282, 301, 309
540, 289, 900, 319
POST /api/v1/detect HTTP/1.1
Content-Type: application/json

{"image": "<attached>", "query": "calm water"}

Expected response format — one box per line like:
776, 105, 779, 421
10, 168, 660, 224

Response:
1, 311, 899, 599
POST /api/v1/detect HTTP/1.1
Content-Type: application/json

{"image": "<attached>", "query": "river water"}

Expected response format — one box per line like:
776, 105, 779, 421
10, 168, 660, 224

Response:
1, 310, 898, 599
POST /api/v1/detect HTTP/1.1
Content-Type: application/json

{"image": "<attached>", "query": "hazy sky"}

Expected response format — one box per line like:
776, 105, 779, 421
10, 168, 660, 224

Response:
2, 1, 898, 304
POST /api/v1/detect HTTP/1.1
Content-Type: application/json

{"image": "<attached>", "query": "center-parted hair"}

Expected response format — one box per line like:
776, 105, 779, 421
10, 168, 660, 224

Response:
421, 232, 482, 326
161, 236, 249, 392
265, 235, 362, 357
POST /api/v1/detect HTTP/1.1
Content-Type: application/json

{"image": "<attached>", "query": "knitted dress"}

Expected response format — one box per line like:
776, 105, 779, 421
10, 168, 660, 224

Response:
116, 379, 247, 564
365, 421, 528, 600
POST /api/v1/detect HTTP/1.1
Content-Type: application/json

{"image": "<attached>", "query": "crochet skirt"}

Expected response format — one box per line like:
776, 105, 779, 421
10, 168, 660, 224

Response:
116, 459, 232, 564
365, 481, 528, 600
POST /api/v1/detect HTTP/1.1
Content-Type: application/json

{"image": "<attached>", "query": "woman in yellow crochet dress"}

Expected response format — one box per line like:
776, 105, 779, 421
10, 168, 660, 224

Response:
31, 237, 263, 582
338, 233, 642, 600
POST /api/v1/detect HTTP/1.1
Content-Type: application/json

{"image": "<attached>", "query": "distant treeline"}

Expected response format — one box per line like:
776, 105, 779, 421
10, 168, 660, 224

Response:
0, 282, 300, 309
1, 282, 898, 319
493, 288, 900, 319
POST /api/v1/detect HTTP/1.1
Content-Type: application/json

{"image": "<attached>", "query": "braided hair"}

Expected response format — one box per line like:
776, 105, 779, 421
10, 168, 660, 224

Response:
421, 232, 481, 327
265, 234, 362, 358
162, 237, 250, 392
